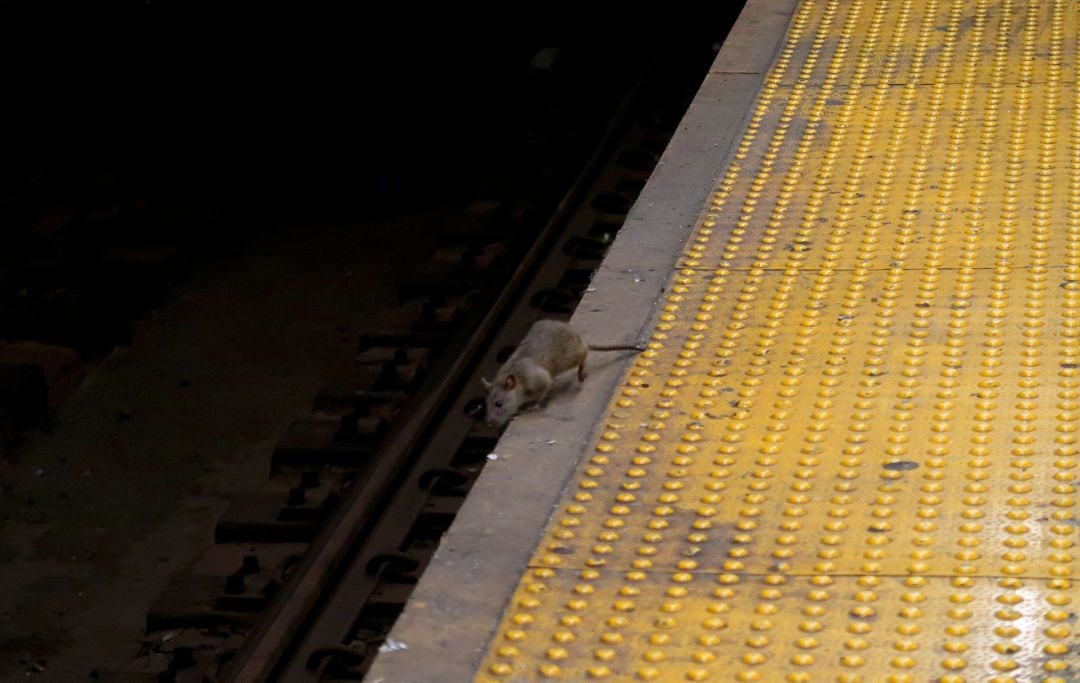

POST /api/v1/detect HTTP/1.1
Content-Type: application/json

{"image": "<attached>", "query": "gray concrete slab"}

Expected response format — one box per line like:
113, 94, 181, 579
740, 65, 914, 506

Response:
712, 0, 804, 75
365, 1, 802, 681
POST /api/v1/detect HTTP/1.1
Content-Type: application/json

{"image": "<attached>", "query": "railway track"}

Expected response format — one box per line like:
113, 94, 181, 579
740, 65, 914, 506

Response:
96, 18, 742, 683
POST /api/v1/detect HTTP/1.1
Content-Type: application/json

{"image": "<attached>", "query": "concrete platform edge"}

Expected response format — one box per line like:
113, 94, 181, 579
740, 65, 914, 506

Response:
366, 3, 800, 681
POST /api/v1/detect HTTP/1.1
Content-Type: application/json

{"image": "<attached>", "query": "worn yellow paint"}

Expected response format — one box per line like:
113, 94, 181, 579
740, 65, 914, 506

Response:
476, 0, 1079, 680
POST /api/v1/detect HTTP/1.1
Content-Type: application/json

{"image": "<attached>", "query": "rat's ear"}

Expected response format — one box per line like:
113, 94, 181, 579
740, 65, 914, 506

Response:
481, 377, 492, 389
505, 374, 516, 390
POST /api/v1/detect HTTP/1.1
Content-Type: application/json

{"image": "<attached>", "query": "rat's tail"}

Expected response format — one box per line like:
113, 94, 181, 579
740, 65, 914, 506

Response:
588, 343, 646, 352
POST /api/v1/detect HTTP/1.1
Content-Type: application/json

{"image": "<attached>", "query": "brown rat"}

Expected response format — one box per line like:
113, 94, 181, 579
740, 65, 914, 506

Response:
482, 319, 644, 428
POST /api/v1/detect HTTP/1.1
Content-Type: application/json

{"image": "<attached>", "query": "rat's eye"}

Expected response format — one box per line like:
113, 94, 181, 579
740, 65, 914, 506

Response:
494, 400, 503, 408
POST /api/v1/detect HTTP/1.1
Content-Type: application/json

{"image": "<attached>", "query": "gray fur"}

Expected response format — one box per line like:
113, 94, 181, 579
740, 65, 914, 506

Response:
482, 320, 643, 428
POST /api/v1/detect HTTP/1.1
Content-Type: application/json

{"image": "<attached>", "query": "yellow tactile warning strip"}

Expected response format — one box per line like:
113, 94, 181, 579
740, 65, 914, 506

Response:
476, 0, 1078, 681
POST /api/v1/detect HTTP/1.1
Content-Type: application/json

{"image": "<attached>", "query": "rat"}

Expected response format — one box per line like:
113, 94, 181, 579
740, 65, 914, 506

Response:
482, 319, 645, 428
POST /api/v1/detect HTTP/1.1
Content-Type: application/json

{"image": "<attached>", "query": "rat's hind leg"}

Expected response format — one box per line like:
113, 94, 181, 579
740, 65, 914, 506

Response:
577, 358, 587, 382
